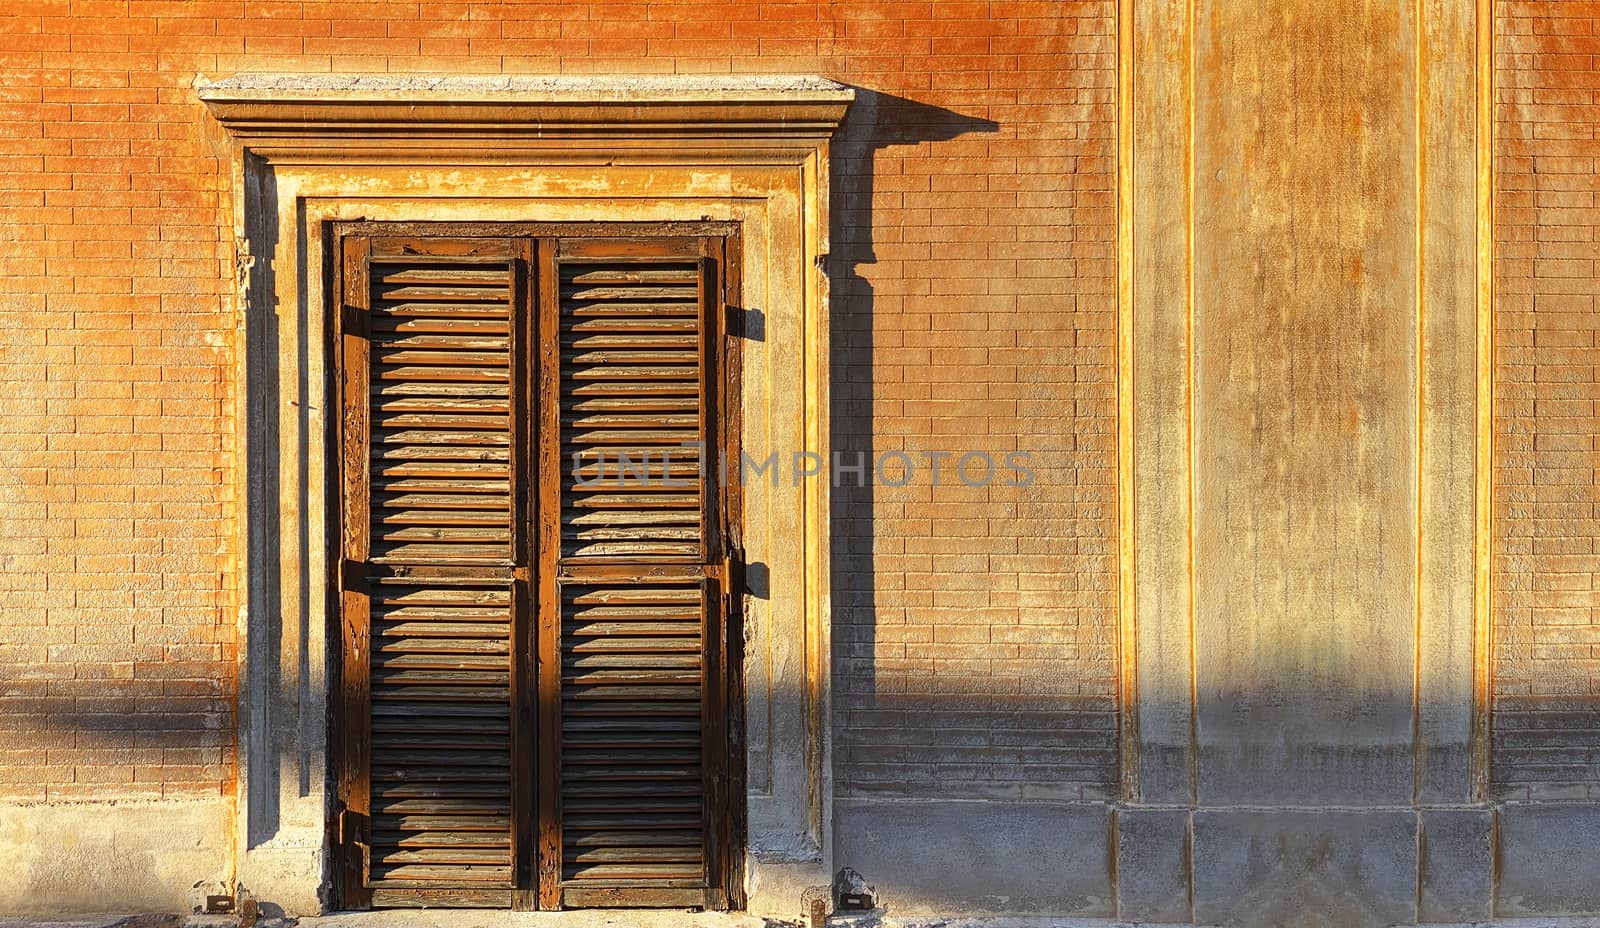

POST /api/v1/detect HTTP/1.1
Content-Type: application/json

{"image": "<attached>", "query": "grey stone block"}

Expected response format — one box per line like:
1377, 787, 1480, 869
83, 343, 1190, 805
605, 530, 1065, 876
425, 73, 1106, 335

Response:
1115, 806, 1191, 923
833, 798, 1113, 916
1418, 807, 1493, 922
1138, 742, 1196, 806
1496, 803, 1600, 916
1191, 809, 1416, 928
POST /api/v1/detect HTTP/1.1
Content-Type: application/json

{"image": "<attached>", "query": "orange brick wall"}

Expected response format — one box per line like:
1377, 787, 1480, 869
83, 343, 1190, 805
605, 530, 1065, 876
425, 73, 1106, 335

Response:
0, 2, 237, 800
1493, 0, 1600, 798
0, 2, 1122, 802
826, 6, 1119, 799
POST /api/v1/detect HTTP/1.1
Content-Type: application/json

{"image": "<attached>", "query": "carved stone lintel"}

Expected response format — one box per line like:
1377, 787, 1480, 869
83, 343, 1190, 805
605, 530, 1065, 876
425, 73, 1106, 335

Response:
198, 73, 854, 163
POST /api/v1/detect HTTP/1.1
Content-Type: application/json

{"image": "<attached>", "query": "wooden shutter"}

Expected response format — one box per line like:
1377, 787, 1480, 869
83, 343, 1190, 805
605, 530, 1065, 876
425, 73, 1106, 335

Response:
336, 236, 533, 908
538, 237, 737, 908
334, 224, 742, 912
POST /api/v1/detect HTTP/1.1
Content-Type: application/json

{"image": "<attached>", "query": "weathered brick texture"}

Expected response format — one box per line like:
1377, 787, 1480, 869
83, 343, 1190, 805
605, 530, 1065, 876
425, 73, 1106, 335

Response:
826, 3, 1120, 800
1493, 0, 1600, 798
0, 7, 237, 801
0, 2, 1121, 802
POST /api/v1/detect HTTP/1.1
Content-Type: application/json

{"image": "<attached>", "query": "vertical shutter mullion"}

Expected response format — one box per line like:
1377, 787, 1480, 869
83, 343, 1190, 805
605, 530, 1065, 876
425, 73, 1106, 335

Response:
534, 235, 566, 910
337, 233, 374, 909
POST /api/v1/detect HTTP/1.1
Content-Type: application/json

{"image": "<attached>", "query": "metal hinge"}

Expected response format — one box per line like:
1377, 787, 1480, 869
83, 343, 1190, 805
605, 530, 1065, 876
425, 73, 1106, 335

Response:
338, 808, 369, 845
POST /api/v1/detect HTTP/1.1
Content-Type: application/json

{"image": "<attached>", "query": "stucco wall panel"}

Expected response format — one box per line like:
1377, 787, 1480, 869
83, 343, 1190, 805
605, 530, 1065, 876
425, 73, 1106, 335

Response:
1191, 0, 1421, 805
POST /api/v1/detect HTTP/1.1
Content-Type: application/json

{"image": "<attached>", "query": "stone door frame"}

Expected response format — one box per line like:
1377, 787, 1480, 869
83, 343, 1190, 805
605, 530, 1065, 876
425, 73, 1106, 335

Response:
201, 74, 852, 916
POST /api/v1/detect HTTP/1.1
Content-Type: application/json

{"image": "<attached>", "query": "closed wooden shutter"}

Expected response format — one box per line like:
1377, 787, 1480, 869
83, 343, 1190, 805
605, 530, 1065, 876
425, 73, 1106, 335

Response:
540, 239, 734, 908
335, 225, 741, 912
336, 236, 533, 908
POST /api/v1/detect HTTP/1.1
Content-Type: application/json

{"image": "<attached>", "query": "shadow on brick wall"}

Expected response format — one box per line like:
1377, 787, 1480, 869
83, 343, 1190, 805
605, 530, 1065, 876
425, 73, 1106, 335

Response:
831, 91, 1112, 799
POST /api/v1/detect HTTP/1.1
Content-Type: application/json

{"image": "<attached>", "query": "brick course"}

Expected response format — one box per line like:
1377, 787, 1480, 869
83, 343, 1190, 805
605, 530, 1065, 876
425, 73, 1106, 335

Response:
1493, 0, 1600, 798
0, 2, 1122, 802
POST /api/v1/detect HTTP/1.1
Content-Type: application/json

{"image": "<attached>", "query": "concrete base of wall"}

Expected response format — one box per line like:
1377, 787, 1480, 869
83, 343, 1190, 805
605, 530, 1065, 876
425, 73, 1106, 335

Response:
0, 799, 232, 916
1189, 809, 1418, 927
1497, 805, 1600, 916
237, 839, 327, 919
4, 796, 1598, 923
832, 800, 1600, 927
745, 856, 831, 921
834, 798, 1114, 917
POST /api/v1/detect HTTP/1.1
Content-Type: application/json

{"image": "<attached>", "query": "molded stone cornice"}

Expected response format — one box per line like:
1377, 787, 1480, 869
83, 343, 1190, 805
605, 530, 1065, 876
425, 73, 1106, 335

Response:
198, 73, 855, 163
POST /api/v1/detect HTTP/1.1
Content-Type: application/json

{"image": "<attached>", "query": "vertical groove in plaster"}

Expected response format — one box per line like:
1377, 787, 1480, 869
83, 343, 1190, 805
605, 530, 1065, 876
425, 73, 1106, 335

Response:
1416, 808, 1427, 919
1107, 810, 1121, 912
1115, 0, 1139, 804
1184, 810, 1196, 922
1413, 0, 1427, 807
1472, 0, 1495, 803
1489, 805, 1502, 915
1184, 0, 1199, 806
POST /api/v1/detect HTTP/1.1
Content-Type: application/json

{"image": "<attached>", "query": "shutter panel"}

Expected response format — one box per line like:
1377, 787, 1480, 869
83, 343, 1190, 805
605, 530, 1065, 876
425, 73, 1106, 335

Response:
558, 577, 711, 899
543, 243, 731, 908
339, 239, 529, 907
559, 259, 707, 559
